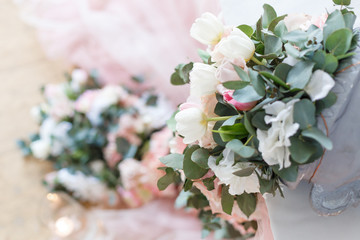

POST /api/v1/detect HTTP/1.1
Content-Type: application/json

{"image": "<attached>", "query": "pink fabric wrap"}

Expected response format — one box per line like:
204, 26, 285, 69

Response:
19, 0, 220, 104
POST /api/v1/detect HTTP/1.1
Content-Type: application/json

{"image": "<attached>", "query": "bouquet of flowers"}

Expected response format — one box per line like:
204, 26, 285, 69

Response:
159, 0, 358, 238
18, 68, 175, 208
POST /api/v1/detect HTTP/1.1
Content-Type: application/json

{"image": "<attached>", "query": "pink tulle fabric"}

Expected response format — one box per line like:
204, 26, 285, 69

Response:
88, 199, 211, 240
18, 0, 220, 104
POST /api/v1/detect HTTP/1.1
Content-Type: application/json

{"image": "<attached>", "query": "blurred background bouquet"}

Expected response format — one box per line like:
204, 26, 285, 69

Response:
18, 68, 176, 208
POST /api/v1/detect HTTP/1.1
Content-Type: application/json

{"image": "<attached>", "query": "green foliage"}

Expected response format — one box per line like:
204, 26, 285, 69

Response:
191, 148, 210, 169
237, 24, 254, 37
289, 137, 318, 164
159, 153, 184, 169
236, 193, 257, 218
221, 185, 234, 215
183, 146, 209, 179
312, 51, 339, 74
222, 81, 250, 90
214, 123, 248, 142
286, 61, 315, 89
157, 168, 181, 191
302, 127, 333, 150
226, 139, 256, 159
325, 28, 353, 56
170, 62, 193, 85
333, 0, 351, 6
293, 99, 316, 130
262, 4, 277, 28
273, 165, 299, 182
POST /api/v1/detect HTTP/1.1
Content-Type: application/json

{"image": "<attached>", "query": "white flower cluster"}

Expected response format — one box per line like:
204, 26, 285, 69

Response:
56, 168, 108, 203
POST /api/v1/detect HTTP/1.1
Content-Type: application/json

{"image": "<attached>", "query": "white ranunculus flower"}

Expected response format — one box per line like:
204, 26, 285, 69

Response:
304, 70, 335, 102
30, 139, 51, 159
175, 107, 207, 144
190, 63, 219, 97
213, 28, 255, 62
190, 12, 224, 45
257, 99, 300, 169
208, 148, 260, 195
283, 13, 311, 32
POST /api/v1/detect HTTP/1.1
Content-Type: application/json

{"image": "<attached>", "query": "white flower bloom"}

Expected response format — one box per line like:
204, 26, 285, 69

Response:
90, 160, 105, 174
257, 99, 300, 169
51, 121, 72, 156
190, 63, 219, 97
208, 148, 260, 195
57, 168, 107, 203
30, 106, 42, 124
70, 69, 88, 92
212, 28, 255, 62
283, 13, 311, 32
304, 70, 335, 102
118, 158, 147, 190
30, 139, 51, 159
190, 12, 224, 45
175, 107, 207, 144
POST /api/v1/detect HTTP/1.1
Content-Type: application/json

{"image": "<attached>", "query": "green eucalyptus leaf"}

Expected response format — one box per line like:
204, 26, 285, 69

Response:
343, 13, 356, 29
244, 112, 256, 136
283, 30, 308, 44
213, 121, 227, 147
302, 127, 333, 150
183, 145, 208, 179
233, 86, 263, 103
233, 167, 255, 177
289, 137, 317, 164
251, 111, 270, 130
325, 28, 353, 56
293, 99, 316, 129
221, 185, 234, 215
249, 69, 266, 97
198, 49, 211, 63
262, 4, 277, 28
160, 153, 184, 169
256, 17, 263, 40
333, 0, 351, 6
274, 63, 292, 81
286, 61, 315, 89
268, 15, 287, 32
257, 176, 276, 195
238, 24, 254, 37
273, 165, 298, 182
157, 168, 180, 191
264, 35, 283, 55
284, 43, 301, 58
323, 10, 346, 41
191, 148, 210, 169
236, 193, 257, 218
274, 20, 288, 38
223, 81, 250, 90
312, 51, 339, 74
233, 65, 250, 82
315, 92, 337, 113
223, 115, 240, 126
226, 139, 256, 159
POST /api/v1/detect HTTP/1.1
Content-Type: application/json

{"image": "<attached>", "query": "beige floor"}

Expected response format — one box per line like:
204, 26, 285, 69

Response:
0, 1, 65, 239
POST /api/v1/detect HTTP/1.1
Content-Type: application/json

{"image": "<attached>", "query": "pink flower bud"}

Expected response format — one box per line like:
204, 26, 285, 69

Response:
223, 90, 257, 111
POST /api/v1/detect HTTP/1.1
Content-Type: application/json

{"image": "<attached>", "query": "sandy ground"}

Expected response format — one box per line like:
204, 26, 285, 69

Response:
0, 1, 65, 239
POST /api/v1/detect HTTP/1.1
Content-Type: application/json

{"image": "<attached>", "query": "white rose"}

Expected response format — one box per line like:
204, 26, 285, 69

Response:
257, 99, 300, 169
212, 28, 255, 62
190, 12, 224, 45
30, 139, 51, 159
208, 148, 260, 195
190, 63, 219, 97
175, 107, 207, 144
304, 70, 335, 102
283, 14, 311, 32
90, 160, 105, 174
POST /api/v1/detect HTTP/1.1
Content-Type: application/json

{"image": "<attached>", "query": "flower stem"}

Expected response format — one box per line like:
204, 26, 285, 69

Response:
251, 56, 265, 66
207, 116, 233, 122
259, 71, 290, 90
244, 135, 254, 146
